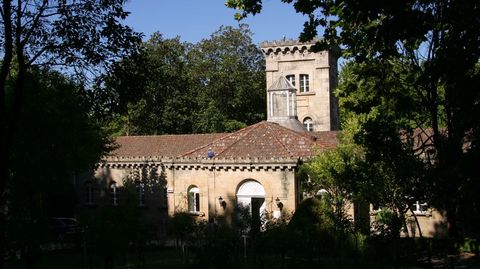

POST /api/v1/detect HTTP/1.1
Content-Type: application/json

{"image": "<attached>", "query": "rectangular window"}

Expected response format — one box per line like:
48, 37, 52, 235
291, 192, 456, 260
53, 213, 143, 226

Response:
137, 183, 145, 206
286, 74, 295, 86
188, 192, 200, 212
110, 183, 118, 206
163, 187, 168, 208
300, 74, 310, 92
412, 201, 429, 215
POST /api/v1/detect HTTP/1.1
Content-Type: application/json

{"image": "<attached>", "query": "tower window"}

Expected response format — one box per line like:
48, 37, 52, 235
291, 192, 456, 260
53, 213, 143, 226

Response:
300, 74, 310, 92
286, 74, 295, 86
188, 186, 200, 212
303, 117, 314, 132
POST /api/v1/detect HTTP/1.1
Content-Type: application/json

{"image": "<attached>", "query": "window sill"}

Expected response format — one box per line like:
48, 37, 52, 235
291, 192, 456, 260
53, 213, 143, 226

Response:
297, 92, 315, 96
188, 211, 205, 217
409, 211, 432, 217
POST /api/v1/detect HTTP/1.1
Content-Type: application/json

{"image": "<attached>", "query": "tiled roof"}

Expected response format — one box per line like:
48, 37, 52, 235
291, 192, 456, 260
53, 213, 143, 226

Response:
110, 133, 226, 158
108, 122, 340, 160
181, 121, 339, 159
309, 131, 340, 149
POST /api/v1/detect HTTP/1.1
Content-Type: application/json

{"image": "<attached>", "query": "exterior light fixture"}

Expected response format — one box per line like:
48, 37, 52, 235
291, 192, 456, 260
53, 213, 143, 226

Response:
218, 196, 226, 208
275, 197, 283, 210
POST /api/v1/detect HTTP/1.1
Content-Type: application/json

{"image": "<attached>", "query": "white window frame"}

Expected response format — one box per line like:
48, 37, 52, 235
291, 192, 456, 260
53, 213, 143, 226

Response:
188, 186, 200, 213
110, 182, 118, 206
303, 117, 314, 132
411, 201, 429, 215
300, 74, 310, 93
286, 74, 295, 86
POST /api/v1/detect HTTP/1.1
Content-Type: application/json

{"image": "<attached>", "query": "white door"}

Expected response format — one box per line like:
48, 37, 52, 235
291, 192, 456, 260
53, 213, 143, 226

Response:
236, 181, 266, 221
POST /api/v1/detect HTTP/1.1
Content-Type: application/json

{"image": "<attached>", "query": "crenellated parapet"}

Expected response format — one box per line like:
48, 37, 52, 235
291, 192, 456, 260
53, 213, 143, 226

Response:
260, 38, 324, 58
99, 155, 305, 171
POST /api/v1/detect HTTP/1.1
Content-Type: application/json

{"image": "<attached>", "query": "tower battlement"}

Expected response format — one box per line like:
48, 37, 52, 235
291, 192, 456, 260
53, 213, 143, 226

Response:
260, 38, 321, 56
262, 38, 339, 131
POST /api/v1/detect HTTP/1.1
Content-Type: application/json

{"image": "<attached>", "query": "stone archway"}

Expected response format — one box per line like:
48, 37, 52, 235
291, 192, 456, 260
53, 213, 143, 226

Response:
236, 180, 266, 228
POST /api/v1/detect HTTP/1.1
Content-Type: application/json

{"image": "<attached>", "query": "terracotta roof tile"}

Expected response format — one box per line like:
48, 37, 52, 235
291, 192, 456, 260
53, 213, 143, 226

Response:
110, 133, 227, 158
182, 121, 339, 159
108, 122, 341, 160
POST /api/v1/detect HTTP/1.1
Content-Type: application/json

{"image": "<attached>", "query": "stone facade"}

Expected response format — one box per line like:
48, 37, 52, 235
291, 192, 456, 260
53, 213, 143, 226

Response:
82, 121, 339, 233
261, 39, 340, 131
79, 39, 446, 238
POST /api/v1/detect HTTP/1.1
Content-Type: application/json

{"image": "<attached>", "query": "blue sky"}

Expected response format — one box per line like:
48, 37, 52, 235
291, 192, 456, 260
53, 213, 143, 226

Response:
124, 1, 310, 45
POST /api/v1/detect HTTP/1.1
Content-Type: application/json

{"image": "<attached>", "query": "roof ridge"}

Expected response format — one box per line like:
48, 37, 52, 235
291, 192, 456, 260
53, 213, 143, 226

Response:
267, 123, 296, 156
178, 132, 232, 157
178, 123, 266, 157
214, 121, 266, 158
117, 133, 226, 139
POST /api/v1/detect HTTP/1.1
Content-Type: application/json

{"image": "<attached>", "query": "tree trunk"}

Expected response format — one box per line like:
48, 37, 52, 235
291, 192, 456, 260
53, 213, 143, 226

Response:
0, 1, 14, 268
446, 203, 458, 239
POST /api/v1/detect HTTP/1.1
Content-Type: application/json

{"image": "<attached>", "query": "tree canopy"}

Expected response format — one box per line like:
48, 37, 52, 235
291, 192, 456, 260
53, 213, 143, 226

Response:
93, 24, 266, 135
0, 0, 140, 265
227, 0, 480, 238
6, 68, 108, 267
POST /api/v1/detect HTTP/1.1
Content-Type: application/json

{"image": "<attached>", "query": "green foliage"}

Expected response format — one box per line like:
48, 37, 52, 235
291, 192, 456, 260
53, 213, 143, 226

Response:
168, 212, 197, 245
94, 24, 265, 136
456, 238, 479, 254
227, 0, 480, 239
189, 24, 265, 133
337, 60, 431, 237
80, 181, 153, 269
6, 68, 107, 264
287, 197, 336, 260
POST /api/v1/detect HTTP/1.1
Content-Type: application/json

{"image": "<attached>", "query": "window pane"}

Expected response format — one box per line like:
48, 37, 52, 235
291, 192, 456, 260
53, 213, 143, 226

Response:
286, 75, 295, 86
303, 117, 313, 132
188, 186, 200, 212
195, 193, 200, 212
300, 74, 310, 92
110, 183, 118, 206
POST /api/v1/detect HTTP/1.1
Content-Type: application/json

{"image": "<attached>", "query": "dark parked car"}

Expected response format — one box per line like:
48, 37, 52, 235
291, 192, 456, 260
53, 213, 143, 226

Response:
49, 217, 80, 241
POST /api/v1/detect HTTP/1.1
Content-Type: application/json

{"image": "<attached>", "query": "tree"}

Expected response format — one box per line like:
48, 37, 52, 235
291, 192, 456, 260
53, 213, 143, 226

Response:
188, 24, 265, 133
6, 68, 108, 268
92, 33, 194, 135
227, 0, 480, 238
94, 24, 265, 135
0, 0, 140, 265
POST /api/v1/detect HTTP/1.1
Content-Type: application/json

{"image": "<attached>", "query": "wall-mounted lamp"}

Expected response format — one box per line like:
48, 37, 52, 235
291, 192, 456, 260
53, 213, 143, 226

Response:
275, 197, 283, 210
218, 196, 226, 208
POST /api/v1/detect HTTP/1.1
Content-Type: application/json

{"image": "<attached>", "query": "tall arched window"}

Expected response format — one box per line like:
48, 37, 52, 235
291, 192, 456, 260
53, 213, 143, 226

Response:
303, 117, 314, 132
188, 186, 200, 212
236, 180, 266, 232
300, 74, 310, 92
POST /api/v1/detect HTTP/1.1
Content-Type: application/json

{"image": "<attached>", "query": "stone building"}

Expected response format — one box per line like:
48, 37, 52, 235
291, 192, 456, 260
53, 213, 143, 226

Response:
261, 39, 340, 131
80, 39, 445, 237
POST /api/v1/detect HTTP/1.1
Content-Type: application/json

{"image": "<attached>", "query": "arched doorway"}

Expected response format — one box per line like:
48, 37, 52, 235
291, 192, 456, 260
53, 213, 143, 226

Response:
236, 180, 265, 230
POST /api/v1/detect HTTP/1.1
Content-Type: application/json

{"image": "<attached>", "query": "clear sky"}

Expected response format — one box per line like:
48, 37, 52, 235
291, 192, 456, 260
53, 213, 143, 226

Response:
124, 0, 310, 45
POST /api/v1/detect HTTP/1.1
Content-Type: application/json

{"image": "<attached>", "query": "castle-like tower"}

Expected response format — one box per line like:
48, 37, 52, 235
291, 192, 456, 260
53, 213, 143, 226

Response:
261, 39, 340, 131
